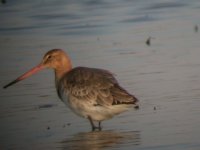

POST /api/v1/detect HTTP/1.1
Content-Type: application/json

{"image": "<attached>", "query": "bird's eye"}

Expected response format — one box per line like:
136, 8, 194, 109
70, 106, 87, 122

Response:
47, 55, 52, 59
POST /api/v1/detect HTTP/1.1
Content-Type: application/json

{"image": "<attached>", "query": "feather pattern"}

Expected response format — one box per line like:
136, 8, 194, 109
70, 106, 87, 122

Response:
3, 49, 139, 130
57, 67, 138, 121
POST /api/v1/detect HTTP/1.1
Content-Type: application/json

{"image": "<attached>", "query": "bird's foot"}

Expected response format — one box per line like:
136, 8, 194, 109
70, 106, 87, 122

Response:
134, 104, 139, 109
92, 126, 102, 131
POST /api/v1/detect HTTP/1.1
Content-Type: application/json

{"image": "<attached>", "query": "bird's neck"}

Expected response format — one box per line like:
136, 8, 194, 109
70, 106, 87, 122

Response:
54, 64, 72, 99
55, 64, 72, 80
54, 56, 72, 83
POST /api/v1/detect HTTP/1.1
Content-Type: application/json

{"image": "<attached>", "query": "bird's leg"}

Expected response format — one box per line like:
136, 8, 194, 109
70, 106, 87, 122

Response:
88, 116, 102, 131
98, 121, 102, 131
88, 116, 97, 131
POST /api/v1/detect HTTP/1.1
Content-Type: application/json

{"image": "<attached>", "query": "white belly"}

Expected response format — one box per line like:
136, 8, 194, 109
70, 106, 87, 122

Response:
61, 93, 131, 121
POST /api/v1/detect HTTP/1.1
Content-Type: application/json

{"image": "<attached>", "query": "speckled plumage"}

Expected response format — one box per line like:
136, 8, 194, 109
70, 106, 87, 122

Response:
57, 67, 138, 122
3, 49, 139, 131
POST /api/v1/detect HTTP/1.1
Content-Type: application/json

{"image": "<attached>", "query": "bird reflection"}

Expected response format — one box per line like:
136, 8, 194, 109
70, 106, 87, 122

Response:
60, 130, 140, 150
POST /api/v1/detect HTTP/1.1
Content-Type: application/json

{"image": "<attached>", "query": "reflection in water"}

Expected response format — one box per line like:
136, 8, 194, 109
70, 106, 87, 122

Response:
60, 130, 140, 150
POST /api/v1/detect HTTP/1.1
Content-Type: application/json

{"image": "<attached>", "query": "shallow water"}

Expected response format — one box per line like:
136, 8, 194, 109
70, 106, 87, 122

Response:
1, 0, 200, 149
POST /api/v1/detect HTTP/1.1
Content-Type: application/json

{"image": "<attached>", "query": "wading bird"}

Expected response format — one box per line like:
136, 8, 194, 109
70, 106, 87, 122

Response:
3, 49, 139, 131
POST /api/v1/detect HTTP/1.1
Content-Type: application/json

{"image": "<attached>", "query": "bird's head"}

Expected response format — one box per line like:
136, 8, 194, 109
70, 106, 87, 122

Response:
3, 49, 72, 89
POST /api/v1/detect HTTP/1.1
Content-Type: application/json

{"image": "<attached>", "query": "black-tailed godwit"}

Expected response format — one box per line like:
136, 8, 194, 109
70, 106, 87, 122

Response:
3, 49, 139, 131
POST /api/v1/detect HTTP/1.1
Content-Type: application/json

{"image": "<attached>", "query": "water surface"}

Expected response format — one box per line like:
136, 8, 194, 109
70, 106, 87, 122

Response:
1, 0, 200, 149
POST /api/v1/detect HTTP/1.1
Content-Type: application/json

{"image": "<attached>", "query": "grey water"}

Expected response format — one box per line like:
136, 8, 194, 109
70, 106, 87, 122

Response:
1, 0, 200, 149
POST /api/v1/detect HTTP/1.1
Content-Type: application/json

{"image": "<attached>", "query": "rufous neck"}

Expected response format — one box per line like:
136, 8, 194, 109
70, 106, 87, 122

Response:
55, 61, 72, 80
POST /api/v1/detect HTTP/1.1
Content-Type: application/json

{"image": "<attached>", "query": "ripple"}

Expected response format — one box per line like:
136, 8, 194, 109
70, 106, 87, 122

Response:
31, 13, 80, 20
38, 104, 57, 109
120, 15, 157, 23
145, 2, 186, 10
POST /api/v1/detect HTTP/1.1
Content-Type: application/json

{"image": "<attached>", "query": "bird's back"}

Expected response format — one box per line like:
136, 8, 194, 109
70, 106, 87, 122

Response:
57, 67, 138, 106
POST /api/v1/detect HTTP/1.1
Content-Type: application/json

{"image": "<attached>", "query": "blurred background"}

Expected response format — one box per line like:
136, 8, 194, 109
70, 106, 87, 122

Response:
0, 0, 200, 149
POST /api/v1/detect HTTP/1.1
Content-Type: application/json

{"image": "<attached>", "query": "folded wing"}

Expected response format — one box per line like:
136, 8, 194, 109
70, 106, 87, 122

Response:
57, 67, 138, 106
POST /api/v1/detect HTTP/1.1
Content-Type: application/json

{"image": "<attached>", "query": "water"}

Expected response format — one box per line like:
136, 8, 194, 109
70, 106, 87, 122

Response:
1, 0, 200, 149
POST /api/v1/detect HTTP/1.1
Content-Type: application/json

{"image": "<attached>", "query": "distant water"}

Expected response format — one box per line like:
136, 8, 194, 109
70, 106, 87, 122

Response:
1, 0, 200, 150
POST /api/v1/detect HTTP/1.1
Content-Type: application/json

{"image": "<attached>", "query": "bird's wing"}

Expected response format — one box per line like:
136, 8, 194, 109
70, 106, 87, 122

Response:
58, 67, 138, 106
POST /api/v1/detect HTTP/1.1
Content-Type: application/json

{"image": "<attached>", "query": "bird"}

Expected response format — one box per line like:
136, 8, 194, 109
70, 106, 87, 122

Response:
3, 49, 139, 131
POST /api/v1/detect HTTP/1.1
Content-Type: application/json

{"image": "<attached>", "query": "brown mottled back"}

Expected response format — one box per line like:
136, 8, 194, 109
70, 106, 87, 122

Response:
57, 67, 138, 106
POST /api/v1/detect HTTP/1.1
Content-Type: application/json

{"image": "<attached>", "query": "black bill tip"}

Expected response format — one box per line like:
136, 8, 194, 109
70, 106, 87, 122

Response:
3, 79, 19, 89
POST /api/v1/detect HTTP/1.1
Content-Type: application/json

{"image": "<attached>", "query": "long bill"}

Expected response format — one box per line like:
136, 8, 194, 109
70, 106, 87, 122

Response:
3, 64, 44, 89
